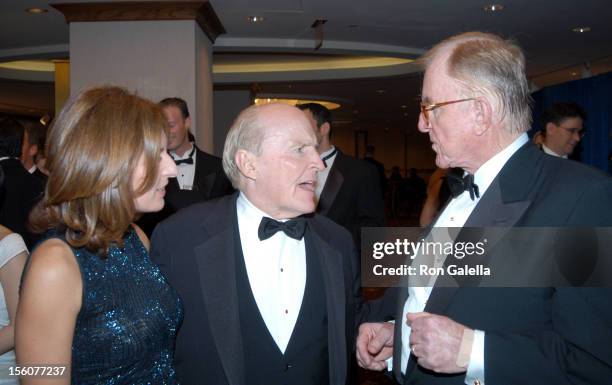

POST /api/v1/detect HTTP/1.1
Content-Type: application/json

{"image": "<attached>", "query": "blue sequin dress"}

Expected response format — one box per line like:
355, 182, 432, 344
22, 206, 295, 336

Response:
49, 229, 183, 385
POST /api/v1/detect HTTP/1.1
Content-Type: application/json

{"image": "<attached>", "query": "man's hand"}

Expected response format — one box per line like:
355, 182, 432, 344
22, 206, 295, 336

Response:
407, 312, 470, 373
356, 322, 394, 371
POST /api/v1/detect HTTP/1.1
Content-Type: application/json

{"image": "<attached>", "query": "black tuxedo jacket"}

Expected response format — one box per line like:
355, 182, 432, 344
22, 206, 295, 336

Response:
138, 146, 233, 235
150, 193, 363, 385
318, 150, 385, 245
165, 146, 233, 211
0, 158, 44, 248
367, 142, 612, 384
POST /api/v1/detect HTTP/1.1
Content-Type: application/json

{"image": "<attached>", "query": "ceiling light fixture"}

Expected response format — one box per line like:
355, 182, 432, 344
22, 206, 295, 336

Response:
246, 15, 265, 23
253, 98, 340, 110
572, 27, 591, 33
483, 4, 504, 12
25, 7, 48, 14
376, 89, 386, 94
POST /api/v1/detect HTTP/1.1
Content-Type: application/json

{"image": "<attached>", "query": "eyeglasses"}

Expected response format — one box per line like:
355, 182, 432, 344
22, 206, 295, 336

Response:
420, 98, 476, 126
561, 126, 586, 138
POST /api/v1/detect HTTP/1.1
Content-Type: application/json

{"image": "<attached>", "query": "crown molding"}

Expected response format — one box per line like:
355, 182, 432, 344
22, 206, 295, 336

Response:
51, 1, 225, 43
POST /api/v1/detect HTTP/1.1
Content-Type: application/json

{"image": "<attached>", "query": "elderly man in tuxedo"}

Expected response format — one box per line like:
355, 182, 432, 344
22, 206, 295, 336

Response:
356, 32, 612, 385
151, 102, 362, 385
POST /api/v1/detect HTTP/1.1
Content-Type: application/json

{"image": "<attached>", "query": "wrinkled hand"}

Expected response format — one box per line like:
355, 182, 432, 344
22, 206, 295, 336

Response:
407, 312, 470, 373
356, 322, 394, 371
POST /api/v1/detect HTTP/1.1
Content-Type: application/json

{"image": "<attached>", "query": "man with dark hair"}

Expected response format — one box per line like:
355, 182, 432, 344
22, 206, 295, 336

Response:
139, 97, 232, 234
540, 102, 586, 158
20, 119, 47, 181
0, 117, 44, 247
297, 103, 385, 246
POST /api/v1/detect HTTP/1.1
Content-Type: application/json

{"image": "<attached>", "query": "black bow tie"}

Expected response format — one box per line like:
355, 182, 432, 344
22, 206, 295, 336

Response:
258, 217, 307, 241
321, 148, 337, 168
447, 171, 480, 200
172, 147, 195, 165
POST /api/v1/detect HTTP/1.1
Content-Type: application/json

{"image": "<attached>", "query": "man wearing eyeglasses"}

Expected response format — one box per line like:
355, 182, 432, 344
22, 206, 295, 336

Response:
356, 31, 612, 385
539, 102, 586, 158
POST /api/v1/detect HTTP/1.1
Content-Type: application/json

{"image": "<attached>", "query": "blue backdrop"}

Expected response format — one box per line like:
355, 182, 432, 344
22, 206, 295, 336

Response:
531, 72, 612, 173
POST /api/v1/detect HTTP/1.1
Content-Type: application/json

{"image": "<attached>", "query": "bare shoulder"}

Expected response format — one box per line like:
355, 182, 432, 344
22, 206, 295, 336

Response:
0, 225, 12, 240
24, 239, 82, 295
132, 223, 150, 250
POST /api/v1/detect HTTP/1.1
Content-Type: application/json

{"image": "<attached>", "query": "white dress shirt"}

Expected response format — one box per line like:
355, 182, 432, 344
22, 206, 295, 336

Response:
170, 143, 197, 190
542, 143, 568, 158
316, 146, 337, 199
400, 133, 529, 385
236, 193, 306, 353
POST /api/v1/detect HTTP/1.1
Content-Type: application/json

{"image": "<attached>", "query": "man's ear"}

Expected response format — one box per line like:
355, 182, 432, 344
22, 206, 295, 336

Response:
185, 116, 192, 130
235, 149, 257, 181
320, 122, 331, 137
545, 122, 556, 135
473, 98, 493, 136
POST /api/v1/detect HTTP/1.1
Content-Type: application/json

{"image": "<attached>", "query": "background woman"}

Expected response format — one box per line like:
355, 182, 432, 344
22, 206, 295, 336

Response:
0, 164, 28, 385
16, 86, 182, 384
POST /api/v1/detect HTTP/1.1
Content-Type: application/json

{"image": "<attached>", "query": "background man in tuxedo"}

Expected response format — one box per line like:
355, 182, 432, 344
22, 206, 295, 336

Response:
19, 120, 47, 182
297, 103, 385, 247
138, 97, 232, 234
356, 32, 612, 385
0, 117, 44, 248
151, 103, 363, 385
539, 101, 586, 158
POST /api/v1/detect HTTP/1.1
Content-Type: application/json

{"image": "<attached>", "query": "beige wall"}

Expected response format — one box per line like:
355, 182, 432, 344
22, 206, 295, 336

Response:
70, 20, 214, 150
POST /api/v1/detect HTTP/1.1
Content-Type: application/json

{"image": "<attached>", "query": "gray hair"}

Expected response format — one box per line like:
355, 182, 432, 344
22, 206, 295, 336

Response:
222, 104, 266, 189
420, 32, 533, 134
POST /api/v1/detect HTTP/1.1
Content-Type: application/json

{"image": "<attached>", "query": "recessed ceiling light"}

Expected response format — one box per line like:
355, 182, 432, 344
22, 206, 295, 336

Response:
353, 110, 359, 114
483, 4, 504, 12
376, 89, 386, 94
400, 105, 407, 109
571, 72, 578, 76
246, 15, 265, 23
25, 7, 48, 14
572, 27, 591, 33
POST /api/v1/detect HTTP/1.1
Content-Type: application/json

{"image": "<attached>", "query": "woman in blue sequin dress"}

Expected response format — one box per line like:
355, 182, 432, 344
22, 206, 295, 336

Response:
16, 86, 183, 385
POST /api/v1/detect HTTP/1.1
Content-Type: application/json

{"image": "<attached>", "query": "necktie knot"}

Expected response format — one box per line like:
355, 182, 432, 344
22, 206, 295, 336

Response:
447, 171, 480, 200
258, 217, 307, 241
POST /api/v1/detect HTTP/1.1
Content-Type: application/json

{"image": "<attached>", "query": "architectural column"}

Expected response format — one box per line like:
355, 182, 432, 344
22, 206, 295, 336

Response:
53, 59, 70, 115
51, 1, 224, 153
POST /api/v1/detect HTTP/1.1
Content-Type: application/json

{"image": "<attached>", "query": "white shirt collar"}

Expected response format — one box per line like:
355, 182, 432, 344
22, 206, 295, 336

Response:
319, 145, 336, 160
542, 143, 567, 158
170, 143, 195, 160
237, 192, 268, 227
472, 133, 529, 198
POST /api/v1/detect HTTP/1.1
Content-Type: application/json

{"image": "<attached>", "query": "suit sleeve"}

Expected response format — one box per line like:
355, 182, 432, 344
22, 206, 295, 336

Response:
486, 177, 612, 383
486, 288, 612, 384
149, 221, 172, 278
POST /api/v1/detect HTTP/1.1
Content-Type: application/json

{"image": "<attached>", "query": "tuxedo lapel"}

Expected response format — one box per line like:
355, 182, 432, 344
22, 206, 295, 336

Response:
307, 220, 347, 385
318, 159, 344, 215
424, 143, 537, 316
193, 198, 245, 385
192, 150, 215, 198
